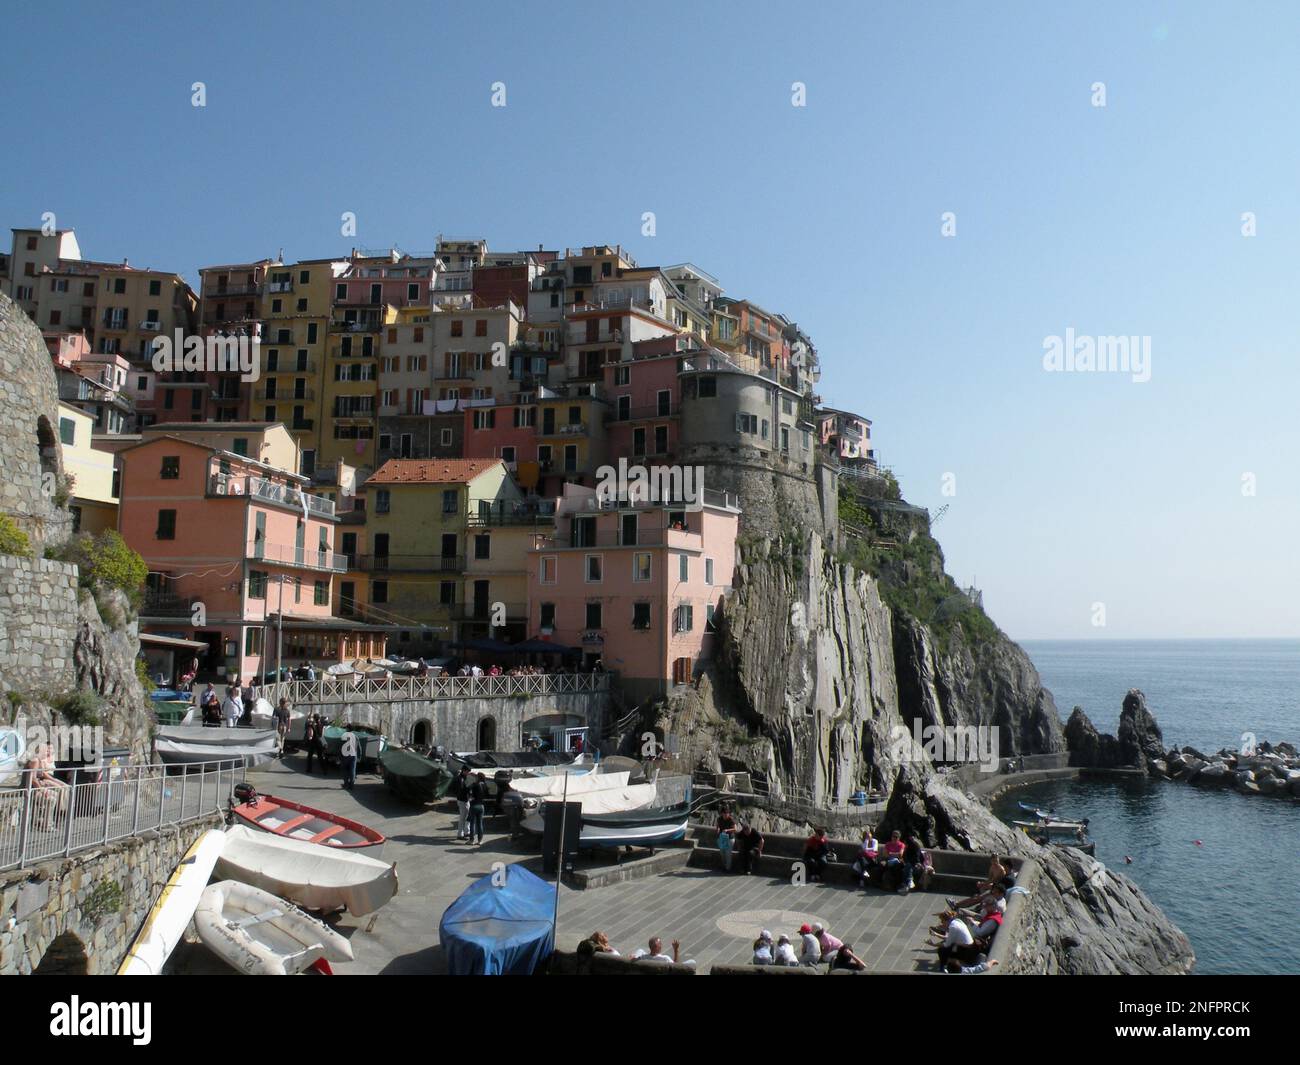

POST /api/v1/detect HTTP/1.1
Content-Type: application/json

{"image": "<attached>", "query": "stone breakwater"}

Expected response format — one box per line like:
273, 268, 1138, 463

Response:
1065, 688, 1300, 801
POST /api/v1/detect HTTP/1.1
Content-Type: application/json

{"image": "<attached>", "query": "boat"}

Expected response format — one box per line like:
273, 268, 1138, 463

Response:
1011, 818, 1088, 834
229, 787, 385, 850
154, 725, 279, 767
216, 825, 398, 916
119, 829, 226, 975
379, 746, 455, 804
322, 723, 385, 763
1018, 801, 1058, 818
324, 662, 355, 677
569, 801, 692, 848
193, 880, 354, 975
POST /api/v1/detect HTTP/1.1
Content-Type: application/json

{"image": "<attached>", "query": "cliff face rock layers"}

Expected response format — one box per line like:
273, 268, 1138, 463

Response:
661, 531, 1063, 802
881, 767, 1195, 974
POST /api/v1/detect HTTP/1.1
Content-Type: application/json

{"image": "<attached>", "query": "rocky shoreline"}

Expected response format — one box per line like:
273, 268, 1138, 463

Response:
1065, 689, 1300, 800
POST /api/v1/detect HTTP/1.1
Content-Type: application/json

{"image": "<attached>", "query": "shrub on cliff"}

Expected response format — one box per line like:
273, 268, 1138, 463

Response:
48, 530, 147, 610
0, 513, 32, 557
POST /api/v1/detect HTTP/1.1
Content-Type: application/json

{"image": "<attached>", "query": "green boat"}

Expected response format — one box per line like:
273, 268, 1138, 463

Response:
379, 746, 455, 805
323, 724, 386, 764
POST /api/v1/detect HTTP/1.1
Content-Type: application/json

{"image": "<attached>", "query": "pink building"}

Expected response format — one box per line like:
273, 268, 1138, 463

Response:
818, 407, 874, 464
526, 484, 739, 699
119, 435, 385, 685
602, 349, 681, 463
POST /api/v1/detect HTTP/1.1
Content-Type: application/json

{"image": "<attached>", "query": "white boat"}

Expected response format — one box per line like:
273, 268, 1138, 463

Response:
216, 825, 398, 916
193, 880, 354, 975
519, 780, 659, 834
507, 770, 630, 800
325, 662, 355, 677
119, 829, 226, 975
155, 725, 279, 767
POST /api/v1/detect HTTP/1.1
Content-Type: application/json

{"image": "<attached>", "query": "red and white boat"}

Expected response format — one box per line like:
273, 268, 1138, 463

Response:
229, 786, 385, 851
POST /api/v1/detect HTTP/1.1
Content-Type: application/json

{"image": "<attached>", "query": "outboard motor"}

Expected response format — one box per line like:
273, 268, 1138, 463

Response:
233, 781, 259, 806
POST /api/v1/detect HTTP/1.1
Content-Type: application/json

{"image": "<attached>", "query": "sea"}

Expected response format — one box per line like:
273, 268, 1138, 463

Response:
999, 639, 1300, 976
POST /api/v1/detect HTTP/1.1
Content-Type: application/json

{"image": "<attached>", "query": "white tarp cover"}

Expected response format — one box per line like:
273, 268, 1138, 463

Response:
216, 825, 397, 916
545, 781, 658, 815
507, 770, 630, 799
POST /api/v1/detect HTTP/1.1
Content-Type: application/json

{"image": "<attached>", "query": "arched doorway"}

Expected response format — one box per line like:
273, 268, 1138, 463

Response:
35, 415, 61, 484
477, 716, 496, 752
411, 719, 432, 748
33, 931, 89, 975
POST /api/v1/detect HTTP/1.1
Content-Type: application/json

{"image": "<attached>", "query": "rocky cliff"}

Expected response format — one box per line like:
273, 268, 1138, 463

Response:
880, 766, 1195, 974
656, 526, 1063, 803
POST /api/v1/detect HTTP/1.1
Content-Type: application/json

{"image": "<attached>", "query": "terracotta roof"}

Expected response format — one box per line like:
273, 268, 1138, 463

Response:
367, 458, 502, 485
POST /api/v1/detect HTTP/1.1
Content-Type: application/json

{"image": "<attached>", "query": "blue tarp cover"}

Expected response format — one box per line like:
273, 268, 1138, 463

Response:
438, 864, 557, 975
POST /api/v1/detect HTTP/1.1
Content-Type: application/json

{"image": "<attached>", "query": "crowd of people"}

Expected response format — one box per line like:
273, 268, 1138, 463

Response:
751, 922, 868, 970
927, 853, 1022, 973
575, 933, 696, 967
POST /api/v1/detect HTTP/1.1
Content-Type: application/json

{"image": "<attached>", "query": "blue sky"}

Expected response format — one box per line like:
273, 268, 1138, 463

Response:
3, 1, 1296, 639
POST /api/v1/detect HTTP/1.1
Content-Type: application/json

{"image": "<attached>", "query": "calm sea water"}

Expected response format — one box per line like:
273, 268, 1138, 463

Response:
1004, 639, 1300, 976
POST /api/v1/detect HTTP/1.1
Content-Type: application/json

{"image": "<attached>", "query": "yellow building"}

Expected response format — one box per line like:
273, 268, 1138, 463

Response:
253, 257, 350, 476
360, 458, 520, 655
56, 402, 118, 535
141, 421, 302, 474
535, 390, 609, 485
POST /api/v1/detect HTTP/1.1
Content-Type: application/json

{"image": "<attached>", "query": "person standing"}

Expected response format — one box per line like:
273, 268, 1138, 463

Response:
272, 697, 292, 756
467, 772, 488, 845
304, 715, 319, 773
221, 689, 242, 729
453, 765, 473, 840
716, 803, 738, 872
200, 683, 221, 727
340, 729, 359, 790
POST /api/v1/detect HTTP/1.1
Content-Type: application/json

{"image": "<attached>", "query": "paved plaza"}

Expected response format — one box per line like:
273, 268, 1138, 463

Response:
176, 755, 945, 974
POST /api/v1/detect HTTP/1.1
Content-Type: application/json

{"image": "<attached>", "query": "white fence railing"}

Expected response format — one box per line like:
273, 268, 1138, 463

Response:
263, 671, 611, 706
0, 759, 244, 873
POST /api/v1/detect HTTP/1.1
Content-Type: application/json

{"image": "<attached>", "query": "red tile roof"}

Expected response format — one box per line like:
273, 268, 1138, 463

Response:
367, 458, 502, 485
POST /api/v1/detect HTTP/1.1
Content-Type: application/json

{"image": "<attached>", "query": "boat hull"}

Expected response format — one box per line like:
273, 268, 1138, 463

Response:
379, 747, 455, 804
119, 829, 226, 975
194, 880, 353, 975
231, 793, 384, 850
155, 726, 279, 767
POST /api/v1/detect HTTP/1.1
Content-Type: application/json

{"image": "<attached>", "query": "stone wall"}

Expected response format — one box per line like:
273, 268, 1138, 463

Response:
685, 443, 837, 544
0, 556, 81, 694
0, 292, 70, 551
0, 815, 223, 975
295, 690, 612, 753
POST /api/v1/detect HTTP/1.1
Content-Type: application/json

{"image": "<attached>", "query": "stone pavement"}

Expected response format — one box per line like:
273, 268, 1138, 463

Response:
176, 754, 945, 974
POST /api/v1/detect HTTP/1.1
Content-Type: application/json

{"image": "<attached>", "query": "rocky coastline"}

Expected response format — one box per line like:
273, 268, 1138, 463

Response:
1065, 689, 1300, 801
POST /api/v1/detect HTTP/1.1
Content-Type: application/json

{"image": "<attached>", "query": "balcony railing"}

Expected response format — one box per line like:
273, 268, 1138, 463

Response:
533, 528, 678, 549
207, 473, 336, 518
207, 284, 261, 298
141, 590, 196, 617
265, 281, 294, 293
330, 318, 383, 332
262, 387, 315, 402
604, 402, 677, 423
248, 539, 348, 573
262, 671, 610, 706
466, 502, 557, 527
357, 554, 465, 573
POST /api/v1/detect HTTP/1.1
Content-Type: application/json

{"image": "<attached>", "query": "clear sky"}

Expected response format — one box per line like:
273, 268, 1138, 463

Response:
3, 1, 1296, 640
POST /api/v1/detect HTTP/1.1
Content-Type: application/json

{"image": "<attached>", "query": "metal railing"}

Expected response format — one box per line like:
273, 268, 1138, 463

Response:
249, 539, 348, 573
0, 759, 245, 873
263, 671, 611, 706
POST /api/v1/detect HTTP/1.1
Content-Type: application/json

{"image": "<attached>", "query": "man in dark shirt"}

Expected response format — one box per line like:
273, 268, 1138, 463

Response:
736, 822, 765, 875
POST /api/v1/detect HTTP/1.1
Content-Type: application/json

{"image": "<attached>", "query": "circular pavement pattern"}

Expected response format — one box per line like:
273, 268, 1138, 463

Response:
715, 909, 830, 939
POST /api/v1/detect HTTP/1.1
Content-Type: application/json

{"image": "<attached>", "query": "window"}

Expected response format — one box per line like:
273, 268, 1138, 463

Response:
474, 534, 490, 560
780, 427, 790, 453
248, 569, 267, 598
156, 509, 177, 539
408, 283, 419, 301
232, 438, 248, 457
674, 604, 694, 633
439, 581, 456, 605
540, 602, 556, 628
564, 444, 577, 472
585, 602, 602, 629
372, 580, 388, 604
633, 427, 646, 456
450, 320, 463, 337
655, 425, 669, 455
736, 412, 758, 435
440, 428, 453, 446
500, 445, 516, 463
473, 409, 495, 430
113, 278, 126, 294
633, 552, 651, 582
314, 580, 328, 606
706, 558, 715, 585
706, 605, 717, 632
633, 602, 651, 630
475, 319, 488, 337
678, 554, 688, 582
698, 376, 717, 398
614, 366, 630, 386
59, 417, 75, 445
376, 489, 391, 514
335, 283, 347, 301
585, 555, 602, 582
540, 556, 557, 583
442, 489, 458, 514
244, 627, 263, 655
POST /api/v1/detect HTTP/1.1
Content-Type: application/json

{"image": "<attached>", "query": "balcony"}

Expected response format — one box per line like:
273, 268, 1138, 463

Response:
467, 501, 557, 527
207, 473, 336, 518
358, 554, 465, 573
265, 360, 317, 375
207, 284, 261, 298
212, 392, 242, 404
330, 317, 383, 333
140, 590, 196, 618
538, 422, 587, 438
605, 402, 677, 423
263, 335, 296, 348
290, 418, 314, 431
262, 387, 315, 402
248, 539, 348, 573
534, 528, 675, 550
266, 281, 294, 294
